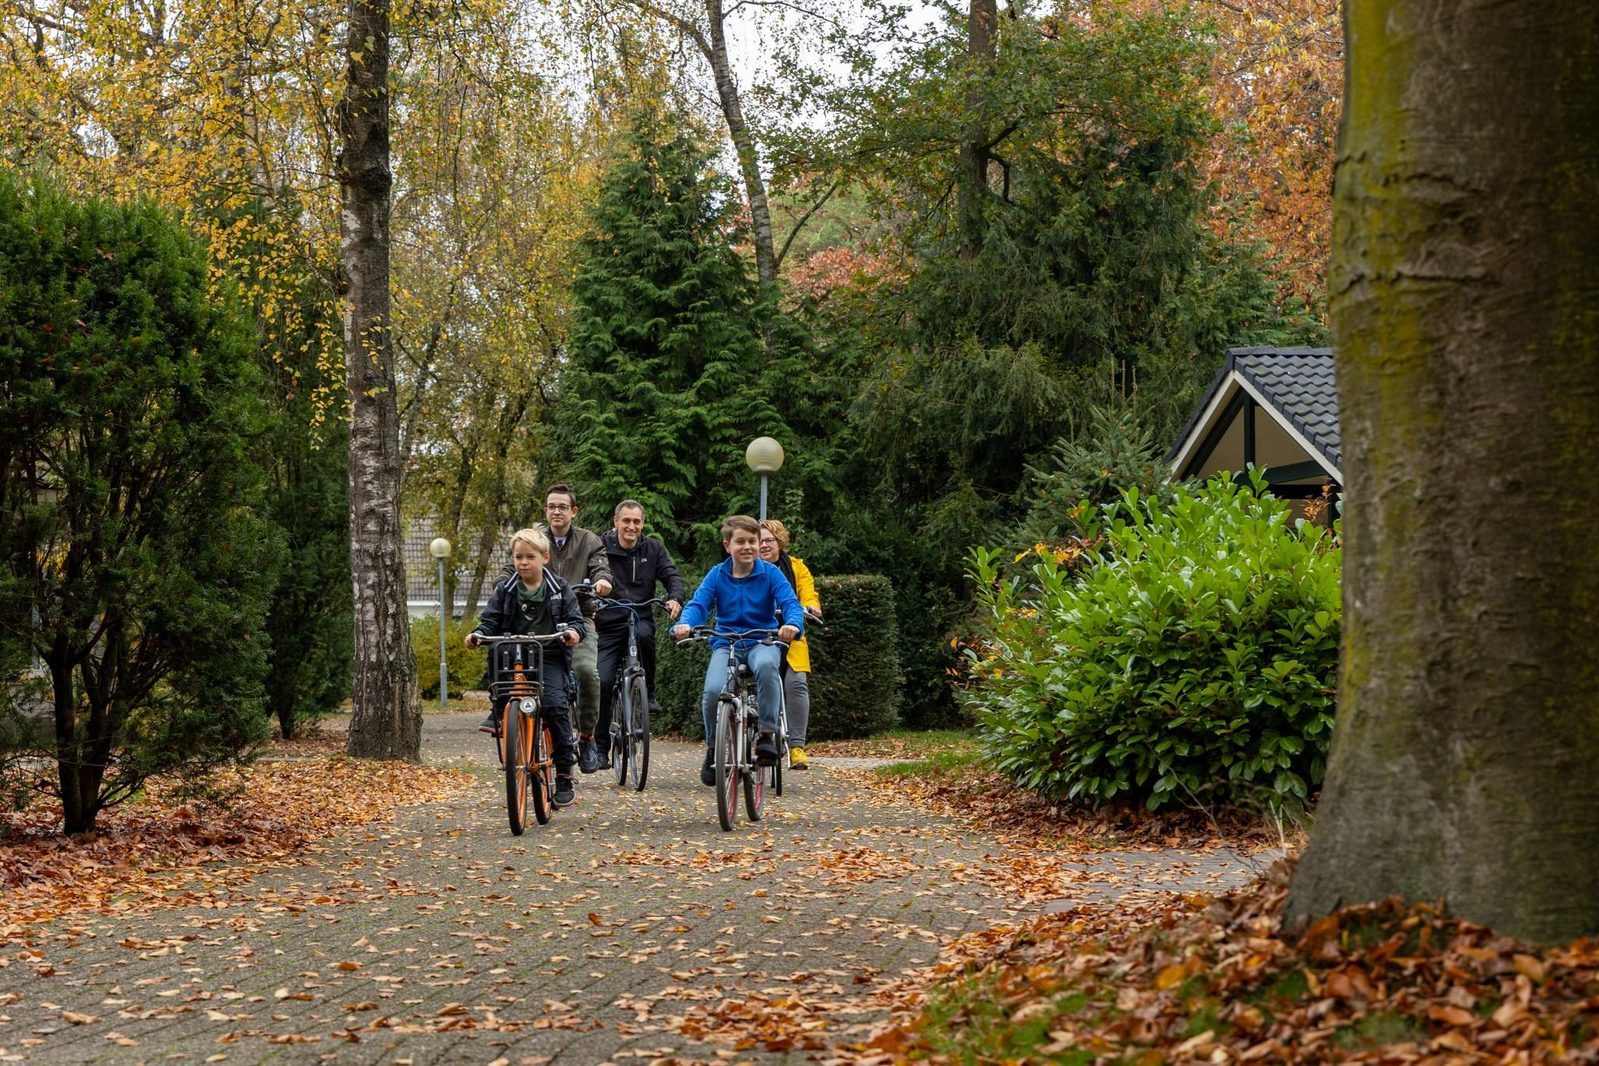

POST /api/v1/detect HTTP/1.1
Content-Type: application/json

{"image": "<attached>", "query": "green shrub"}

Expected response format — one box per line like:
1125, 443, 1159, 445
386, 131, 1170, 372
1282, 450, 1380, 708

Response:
410, 615, 488, 699
964, 472, 1340, 812
0, 175, 283, 833
651, 572, 902, 740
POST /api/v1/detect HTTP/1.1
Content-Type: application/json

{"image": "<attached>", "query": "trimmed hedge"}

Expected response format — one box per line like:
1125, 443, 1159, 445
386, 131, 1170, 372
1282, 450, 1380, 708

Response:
652, 573, 902, 740
806, 575, 901, 739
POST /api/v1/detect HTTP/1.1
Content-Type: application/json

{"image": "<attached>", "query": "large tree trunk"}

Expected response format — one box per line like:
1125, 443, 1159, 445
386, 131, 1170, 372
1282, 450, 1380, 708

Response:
1286, 0, 1599, 945
957, 0, 996, 256
338, 0, 422, 761
702, 0, 777, 293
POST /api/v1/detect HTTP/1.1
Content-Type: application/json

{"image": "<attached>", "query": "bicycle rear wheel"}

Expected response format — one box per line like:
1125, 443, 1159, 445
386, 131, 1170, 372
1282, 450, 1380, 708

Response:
505, 705, 530, 836
715, 698, 738, 832
610, 681, 628, 787
743, 700, 765, 822
627, 675, 650, 792
531, 715, 553, 824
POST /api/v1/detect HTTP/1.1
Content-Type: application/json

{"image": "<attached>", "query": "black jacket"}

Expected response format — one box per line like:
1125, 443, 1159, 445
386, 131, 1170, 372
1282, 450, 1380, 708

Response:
472, 571, 585, 665
598, 529, 686, 629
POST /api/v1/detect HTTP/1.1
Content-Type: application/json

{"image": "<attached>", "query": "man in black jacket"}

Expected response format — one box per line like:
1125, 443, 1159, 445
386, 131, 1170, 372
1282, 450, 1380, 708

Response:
595, 500, 684, 765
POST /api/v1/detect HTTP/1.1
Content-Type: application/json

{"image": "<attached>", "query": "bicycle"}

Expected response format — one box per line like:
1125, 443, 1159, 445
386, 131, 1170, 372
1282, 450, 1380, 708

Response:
478, 630, 574, 834
678, 626, 789, 831
593, 595, 672, 792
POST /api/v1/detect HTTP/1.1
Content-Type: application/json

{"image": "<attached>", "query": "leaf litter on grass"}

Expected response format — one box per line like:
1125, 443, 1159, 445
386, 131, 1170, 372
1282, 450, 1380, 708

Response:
842, 859, 1599, 1064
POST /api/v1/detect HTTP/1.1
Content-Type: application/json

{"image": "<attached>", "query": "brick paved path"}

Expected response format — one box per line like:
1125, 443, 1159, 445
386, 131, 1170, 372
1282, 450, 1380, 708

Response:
0, 715, 1267, 1064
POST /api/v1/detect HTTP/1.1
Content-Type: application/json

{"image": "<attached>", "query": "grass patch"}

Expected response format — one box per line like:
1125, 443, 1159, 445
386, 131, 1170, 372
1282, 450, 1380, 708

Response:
874, 746, 983, 778
1331, 1011, 1424, 1050
914, 973, 1097, 1064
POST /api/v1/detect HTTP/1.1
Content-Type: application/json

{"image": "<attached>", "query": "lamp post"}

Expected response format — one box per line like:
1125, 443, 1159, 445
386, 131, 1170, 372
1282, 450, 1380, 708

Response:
744, 437, 785, 521
428, 537, 452, 710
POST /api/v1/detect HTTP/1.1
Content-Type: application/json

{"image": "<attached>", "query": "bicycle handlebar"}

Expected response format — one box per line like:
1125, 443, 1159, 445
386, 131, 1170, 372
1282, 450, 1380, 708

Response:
674, 625, 791, 648
471, 627, 576, 646
593, 595, 675, 614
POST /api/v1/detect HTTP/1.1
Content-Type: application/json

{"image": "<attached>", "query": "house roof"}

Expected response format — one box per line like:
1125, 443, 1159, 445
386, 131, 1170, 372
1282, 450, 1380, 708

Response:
1167, 346, 1341, 481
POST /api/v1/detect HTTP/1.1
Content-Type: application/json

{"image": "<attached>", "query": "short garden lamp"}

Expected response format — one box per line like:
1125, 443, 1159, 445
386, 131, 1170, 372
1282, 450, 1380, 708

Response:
745, 436, 785, 521
428, 537, 452, 710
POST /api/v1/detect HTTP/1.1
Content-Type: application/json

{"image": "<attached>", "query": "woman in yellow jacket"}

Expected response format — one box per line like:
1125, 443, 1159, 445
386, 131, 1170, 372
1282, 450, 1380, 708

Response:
759, 520, 821, 770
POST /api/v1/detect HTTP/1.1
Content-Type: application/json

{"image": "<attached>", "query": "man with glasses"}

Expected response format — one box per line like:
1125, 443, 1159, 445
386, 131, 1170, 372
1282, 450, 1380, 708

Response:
540, 484, 613, 774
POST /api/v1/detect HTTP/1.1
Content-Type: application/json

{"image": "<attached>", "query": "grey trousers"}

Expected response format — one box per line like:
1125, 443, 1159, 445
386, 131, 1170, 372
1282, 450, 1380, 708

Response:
784, 669, 810, 747
572, 616, 601, 735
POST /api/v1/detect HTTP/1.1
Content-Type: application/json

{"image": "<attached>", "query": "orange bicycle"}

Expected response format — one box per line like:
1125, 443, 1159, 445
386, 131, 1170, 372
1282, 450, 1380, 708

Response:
482, 631, 573, 834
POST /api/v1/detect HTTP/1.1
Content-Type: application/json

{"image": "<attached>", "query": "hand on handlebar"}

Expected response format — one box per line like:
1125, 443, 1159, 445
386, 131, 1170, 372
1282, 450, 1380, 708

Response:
464, 631, 482, 648
778, 624, 800, 644
560, 626, 580, 647
671, 624, 692, 642
666, 599, 682, 619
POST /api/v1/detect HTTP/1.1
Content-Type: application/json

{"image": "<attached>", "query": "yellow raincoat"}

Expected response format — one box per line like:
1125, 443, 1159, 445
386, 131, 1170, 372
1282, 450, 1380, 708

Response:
788, 556, 821, 673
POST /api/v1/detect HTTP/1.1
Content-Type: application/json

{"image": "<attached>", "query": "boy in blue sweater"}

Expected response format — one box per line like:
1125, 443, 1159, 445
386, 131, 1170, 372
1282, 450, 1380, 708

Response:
672, 515, 804, 786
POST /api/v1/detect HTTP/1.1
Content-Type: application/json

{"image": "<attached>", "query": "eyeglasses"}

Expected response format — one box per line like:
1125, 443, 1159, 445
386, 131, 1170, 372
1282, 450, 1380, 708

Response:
545, 502, 572, 512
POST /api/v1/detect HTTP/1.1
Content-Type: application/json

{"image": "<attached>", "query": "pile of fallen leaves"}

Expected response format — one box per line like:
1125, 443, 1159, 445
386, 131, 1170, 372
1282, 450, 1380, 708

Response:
854, 862, 1599, 1063
0, 756, 471, 928
843, 757, 1288, 853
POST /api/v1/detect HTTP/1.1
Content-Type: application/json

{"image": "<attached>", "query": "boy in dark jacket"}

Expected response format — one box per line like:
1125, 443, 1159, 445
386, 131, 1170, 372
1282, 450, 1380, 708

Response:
596, 500, 685, 764
467, 527, 584, 805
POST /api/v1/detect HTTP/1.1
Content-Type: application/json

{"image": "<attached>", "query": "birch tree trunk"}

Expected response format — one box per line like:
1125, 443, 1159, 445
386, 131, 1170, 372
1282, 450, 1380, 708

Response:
703, 0, 776, 293
1286, 0, 1599, 945
338, 0, 422, 760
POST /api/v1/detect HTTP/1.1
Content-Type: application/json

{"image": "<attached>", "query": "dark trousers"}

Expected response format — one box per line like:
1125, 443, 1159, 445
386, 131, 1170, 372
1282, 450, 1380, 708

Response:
596, 619, 656, 755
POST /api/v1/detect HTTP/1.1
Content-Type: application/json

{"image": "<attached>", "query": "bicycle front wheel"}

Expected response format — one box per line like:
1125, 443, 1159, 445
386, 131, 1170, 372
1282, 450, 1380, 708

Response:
531, 716, 553, 825
628, 674, 650, 792
505, 705, 530, 836
743, 701, 765, 823
715, 698, 738, 832
610, 682, 629, 788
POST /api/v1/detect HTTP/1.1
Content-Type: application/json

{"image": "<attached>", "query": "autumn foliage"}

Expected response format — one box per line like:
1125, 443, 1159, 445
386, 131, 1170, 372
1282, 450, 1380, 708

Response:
857, 860, 1599, 1063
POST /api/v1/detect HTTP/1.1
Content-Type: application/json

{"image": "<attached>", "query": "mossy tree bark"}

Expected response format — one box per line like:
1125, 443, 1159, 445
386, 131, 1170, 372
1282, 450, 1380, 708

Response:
338, 0, 422, 760
1286, 1, 1599, 945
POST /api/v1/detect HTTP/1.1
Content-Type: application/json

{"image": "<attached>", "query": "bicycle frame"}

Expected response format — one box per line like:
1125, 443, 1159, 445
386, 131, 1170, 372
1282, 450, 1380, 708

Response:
680, 626, 788, 831
480, 632, 569, 833
595, 597, 670, 791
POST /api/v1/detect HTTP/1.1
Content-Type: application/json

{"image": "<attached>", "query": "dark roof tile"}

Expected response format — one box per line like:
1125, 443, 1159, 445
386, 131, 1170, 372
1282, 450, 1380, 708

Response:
1229, 347, 1339, 469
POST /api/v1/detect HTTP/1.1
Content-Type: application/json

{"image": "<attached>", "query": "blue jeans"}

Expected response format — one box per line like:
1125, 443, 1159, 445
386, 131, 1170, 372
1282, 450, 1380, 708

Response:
701, 643, 782, 743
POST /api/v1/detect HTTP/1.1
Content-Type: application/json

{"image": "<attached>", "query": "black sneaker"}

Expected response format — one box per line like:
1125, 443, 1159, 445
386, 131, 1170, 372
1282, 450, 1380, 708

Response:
755, 733, 779, 766
554, 775, 575, 806
699, 748, 716, 787
478, 710, 500, 735
578, 736, 600, 774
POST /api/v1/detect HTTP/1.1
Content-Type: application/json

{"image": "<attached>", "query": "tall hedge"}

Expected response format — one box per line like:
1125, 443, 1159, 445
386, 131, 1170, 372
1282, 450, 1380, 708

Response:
805, 575, 901, 739
651, 573, 901, 740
